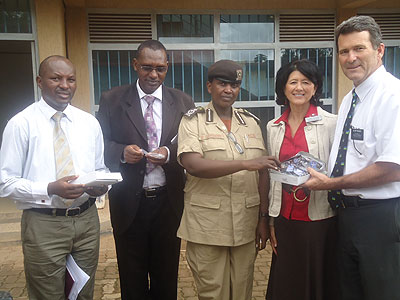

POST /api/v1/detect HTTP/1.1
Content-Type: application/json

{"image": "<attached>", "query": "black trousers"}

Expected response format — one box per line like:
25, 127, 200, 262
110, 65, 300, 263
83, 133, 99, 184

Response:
338, 197, 400, 300
113, 191, 181, 300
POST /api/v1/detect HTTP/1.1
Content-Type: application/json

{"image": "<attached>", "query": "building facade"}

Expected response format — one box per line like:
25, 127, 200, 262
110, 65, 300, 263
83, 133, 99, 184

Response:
1, 0, 399, 136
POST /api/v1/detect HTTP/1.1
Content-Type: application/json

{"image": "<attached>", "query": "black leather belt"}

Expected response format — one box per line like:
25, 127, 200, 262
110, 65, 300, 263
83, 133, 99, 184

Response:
29, 198, 96, 217
340, 195, 390, 208
142, 186, 167, 198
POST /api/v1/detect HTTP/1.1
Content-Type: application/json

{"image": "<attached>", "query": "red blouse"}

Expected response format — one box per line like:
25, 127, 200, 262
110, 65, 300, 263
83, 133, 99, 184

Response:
274, 104, 319, 221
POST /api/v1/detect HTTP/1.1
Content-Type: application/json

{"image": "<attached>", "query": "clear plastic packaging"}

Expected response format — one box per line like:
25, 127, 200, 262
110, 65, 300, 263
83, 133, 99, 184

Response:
270, 151, 326, 185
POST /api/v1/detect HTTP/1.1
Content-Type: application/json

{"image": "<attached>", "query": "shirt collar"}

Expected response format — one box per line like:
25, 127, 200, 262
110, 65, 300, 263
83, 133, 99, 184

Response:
38, 97, 73, 122
354, 65, 385, 103
274, 104, 318, 124
136, 80, 163, 101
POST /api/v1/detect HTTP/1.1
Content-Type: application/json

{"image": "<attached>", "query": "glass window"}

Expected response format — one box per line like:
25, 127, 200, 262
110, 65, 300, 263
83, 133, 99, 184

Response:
220, 50, 275, 101
157, 14, 214, 43
383, 46, 400, 79
92, 49, 214, 104
220, 14, 274, 43
281, 48, 333, 99
165, 50, 214, 102
0, 0, 32, 33
92, 50, 137, 105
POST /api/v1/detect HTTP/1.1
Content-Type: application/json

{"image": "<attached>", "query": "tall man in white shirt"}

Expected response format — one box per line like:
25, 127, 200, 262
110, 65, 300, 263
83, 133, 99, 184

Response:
97, 40, 194, 299
0, 55, 108, 300
304, 16, 400, 300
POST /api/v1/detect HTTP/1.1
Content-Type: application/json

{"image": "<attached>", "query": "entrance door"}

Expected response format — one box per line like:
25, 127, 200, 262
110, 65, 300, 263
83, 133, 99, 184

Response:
0, 40, 35, 144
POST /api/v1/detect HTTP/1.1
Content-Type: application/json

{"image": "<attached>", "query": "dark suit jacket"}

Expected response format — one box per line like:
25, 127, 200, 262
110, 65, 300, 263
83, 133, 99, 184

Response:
97, 84, 194, 234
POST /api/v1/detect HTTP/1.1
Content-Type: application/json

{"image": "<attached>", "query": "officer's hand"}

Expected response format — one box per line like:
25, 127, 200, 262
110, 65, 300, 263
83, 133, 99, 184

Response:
244, 156, 280, 171
85, 185, 108, 197
47, 175, 85, 199
256, 217, 269, 251
270, 225, 278, 256
145, 147, 168, 165
123, 144, 144, 164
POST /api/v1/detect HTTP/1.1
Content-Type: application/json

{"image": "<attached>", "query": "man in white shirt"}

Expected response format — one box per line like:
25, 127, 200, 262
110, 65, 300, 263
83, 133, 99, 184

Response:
0, 55, 108, 300
304, 16, 400, 300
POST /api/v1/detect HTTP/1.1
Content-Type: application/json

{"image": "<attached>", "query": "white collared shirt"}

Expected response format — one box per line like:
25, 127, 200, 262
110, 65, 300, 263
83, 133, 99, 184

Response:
0, 98, 107, 209
328, 66, 400, 199
136, 80, 167, 188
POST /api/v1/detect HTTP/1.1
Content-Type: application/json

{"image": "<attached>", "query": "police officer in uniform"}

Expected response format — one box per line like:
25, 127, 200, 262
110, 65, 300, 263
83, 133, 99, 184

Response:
177, 60, 280, 300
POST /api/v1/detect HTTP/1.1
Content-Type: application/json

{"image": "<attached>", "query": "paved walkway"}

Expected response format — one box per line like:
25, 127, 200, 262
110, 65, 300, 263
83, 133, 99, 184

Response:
0, 199, 272, 300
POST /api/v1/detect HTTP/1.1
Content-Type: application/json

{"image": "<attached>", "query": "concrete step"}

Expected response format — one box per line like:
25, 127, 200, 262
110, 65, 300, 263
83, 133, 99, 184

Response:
0, 196, 112, 244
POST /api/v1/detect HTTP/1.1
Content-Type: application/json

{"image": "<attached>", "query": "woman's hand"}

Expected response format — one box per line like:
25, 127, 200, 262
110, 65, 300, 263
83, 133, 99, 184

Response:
270, 224, 278, 255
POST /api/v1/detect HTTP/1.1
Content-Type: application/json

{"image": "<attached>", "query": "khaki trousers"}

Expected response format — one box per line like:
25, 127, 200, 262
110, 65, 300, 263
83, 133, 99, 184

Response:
186, 241, 256, 300
21, 204, 100, 300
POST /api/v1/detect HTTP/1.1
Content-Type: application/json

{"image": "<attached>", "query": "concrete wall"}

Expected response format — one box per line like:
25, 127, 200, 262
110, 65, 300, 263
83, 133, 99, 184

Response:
34, 0, 66, 61
65, 7, 91, 112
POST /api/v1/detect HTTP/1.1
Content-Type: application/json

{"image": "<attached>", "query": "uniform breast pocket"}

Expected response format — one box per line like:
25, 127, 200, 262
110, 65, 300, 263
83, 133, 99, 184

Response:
243, 136, 265, 158
200, 137, 227, 160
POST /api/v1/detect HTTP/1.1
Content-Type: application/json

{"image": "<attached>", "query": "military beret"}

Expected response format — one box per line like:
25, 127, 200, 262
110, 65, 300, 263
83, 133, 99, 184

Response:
207, 60, 243, 83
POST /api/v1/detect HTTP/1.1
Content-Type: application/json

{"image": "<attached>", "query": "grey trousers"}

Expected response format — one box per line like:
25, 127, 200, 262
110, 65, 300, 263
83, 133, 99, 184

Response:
21, 204, 100, 300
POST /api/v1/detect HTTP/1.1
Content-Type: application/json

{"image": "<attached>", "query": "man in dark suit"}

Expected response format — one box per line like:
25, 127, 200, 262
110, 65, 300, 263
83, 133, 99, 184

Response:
97, 40, 194, 300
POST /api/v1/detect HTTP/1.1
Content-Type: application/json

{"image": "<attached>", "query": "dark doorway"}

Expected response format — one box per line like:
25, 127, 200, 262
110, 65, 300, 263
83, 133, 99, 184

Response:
0, 40, 35, 145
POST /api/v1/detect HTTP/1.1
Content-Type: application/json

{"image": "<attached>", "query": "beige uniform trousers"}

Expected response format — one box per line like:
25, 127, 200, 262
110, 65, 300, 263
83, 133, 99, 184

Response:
21, 204, 100, 300
186, 241, 257, 300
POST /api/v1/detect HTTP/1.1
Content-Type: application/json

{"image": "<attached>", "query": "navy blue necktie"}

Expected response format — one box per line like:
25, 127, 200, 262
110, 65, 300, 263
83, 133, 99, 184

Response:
328, 90, 358, 209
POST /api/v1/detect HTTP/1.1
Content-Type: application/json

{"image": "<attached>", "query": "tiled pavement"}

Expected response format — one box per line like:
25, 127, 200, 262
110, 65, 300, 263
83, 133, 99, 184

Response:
0, 199, 272, 300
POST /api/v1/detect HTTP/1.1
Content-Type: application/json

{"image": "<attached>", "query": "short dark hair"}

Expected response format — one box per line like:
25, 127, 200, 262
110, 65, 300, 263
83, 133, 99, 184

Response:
335, 15, 382, 51
38, 55, 73, 76
136, 40, 167, 60
275, 59, 323, 107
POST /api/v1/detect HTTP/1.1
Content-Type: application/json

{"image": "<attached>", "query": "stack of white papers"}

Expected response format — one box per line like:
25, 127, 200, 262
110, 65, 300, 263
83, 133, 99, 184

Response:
65, 254, 90, 300
71, 171, 122, 187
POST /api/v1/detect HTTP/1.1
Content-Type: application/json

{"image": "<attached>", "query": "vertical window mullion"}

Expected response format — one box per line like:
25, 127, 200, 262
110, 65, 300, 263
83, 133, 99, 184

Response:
181, 50, 185, 93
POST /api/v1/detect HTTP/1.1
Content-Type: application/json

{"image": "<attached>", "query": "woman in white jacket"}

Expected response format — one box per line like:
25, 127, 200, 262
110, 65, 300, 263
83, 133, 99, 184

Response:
266, 59, 339, 300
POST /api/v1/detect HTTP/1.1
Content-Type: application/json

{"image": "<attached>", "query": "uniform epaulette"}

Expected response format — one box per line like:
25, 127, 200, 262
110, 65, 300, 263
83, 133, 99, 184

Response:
184, 107, 205, 118
238, 108, 260, 124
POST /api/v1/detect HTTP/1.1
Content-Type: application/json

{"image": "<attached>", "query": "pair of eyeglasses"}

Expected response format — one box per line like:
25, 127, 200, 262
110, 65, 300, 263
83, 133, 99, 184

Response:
138, 64, 167, 74
226, 132, 244, 154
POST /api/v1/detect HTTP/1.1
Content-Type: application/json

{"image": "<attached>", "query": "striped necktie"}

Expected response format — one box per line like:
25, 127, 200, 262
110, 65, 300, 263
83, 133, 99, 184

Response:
52, 111, 75, 179
328, 90, 358, 209
143, 95, 158, 174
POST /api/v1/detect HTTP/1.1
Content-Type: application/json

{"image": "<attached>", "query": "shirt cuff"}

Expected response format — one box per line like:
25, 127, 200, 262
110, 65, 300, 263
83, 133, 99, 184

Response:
162, 146, 170, 163
120, 151, 126, 163
32, 182, 52, 205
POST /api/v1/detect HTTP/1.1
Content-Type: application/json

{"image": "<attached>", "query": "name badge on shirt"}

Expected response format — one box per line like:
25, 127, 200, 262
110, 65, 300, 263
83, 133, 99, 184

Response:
305, 114, 322, 123
351, 127, 364, 141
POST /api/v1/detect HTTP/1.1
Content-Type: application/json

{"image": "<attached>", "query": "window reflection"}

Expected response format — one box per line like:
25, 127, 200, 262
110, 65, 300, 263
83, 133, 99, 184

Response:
383, 46, 400, 79
157, 14, 214, 43
0, 0, 32, 33
220, 15, 274, 43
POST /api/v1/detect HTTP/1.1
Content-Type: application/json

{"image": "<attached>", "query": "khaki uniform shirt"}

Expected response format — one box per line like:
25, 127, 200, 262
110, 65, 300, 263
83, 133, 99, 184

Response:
177, 102, 266, 246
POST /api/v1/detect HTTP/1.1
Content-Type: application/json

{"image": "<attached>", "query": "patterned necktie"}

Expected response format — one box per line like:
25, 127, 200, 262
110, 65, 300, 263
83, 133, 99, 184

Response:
52, 111, 75, 179
328, 90, 358, 209
143, 95, 158, 174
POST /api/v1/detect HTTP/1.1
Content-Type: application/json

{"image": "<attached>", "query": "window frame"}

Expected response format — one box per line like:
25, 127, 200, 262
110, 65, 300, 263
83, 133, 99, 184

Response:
88, 10, 337, 119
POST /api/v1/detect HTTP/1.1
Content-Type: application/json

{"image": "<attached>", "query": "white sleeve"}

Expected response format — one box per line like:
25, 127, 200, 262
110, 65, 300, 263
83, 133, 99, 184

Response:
0, 118, 51, 204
